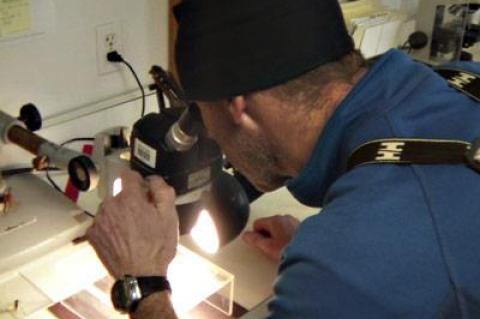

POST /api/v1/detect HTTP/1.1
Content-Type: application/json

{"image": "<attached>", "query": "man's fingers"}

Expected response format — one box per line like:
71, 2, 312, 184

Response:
285, 214, 300, 225
147, 176, 176, 209
253, 215, 300, 233
253, 216, 278, 232
119, 170, 147, 199
243, 231, 282, 261
242, 231, 272, 251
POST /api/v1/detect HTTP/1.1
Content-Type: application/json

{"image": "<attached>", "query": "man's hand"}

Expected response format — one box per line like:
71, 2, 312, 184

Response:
87, 170, 179, 279
242, 215, 300, 262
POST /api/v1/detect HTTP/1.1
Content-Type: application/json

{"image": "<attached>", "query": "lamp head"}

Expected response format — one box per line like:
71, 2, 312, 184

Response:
208, 171, 250, 246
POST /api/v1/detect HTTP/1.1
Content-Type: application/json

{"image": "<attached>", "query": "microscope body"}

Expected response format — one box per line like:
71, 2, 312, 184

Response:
130, 107, 223, 197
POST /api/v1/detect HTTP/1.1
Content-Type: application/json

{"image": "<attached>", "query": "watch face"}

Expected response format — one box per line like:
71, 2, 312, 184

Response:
111, 280, 129, 312
111, 276, 142, 313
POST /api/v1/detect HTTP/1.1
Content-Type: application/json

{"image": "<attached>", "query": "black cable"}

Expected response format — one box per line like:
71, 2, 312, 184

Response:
123, 60, 146, 117
83, 210, 95, 218
46, 167, 64, 194
399, 39, 411, 51
107, 51, 146, 118
1, 139, 96, 217
60, 137, 95, 146
1, 167, 34, 177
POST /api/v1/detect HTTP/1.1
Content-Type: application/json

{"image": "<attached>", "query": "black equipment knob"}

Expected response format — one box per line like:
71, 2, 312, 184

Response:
408, 31, 429, 50
18, 103, 42, 132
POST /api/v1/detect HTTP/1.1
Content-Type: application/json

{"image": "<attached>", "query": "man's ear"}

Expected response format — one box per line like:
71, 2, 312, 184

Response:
227, 96, 248, 125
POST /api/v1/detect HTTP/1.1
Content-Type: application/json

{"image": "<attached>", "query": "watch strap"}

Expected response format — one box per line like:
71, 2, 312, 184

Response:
112, 275, 171, 314
130, 276, 171, 313
137, 276, 171, 297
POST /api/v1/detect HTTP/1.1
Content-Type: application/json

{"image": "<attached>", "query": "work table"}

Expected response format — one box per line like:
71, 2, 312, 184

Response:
0, 173, 318, 318
181, 187, 318, 314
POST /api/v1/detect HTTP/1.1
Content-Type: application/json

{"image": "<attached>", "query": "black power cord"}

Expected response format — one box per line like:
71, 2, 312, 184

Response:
45, 166, 64, 194
107, 51, 146, 117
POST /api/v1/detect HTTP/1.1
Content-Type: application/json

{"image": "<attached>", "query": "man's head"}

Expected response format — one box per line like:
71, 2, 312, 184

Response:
196, 51, 367, 192
174, 0, 366, 192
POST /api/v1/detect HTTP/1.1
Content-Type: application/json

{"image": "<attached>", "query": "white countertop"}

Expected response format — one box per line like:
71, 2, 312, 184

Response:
0, 174, 319, 317
181, 187, 319, 311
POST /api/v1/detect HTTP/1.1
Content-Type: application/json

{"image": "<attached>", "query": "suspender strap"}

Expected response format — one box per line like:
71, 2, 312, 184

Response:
347, 138, 480, 172
435, 68, 480, 102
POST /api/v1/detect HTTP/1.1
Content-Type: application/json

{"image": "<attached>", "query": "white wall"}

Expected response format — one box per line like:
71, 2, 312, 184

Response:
0, 0, 169, 168
0, 0, 422, 169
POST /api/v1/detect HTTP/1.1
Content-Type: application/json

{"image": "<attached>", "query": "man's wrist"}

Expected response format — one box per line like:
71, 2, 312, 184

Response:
111, 275, 171, 314
131, 291, 177, 319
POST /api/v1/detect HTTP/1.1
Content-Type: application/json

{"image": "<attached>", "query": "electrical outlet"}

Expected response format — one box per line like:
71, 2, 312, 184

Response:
96, 22, 123, 75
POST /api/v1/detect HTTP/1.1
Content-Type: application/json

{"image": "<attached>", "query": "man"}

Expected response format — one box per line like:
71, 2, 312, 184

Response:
88, 0, 480, 318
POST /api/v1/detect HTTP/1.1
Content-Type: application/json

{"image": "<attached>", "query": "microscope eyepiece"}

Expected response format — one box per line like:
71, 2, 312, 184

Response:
165, 104, 204, 152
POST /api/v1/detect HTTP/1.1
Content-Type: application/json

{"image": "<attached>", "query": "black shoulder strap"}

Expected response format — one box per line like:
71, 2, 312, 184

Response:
347, 67, 480, 172
347, 138, 480, 172
435, 67, 480, 102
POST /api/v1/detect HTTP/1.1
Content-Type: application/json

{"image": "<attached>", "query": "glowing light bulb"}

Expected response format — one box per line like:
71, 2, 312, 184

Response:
191, 209, 220, 254
112, 178, 123, 196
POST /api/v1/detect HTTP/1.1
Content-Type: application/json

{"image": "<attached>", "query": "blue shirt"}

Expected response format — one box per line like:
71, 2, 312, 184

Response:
269, 50, 480, 318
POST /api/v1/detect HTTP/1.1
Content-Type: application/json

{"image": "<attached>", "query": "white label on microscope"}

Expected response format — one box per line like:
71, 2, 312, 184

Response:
134, 138, 157, 168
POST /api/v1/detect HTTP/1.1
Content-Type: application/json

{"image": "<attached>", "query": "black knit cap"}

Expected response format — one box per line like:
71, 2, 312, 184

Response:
174, 0, 354, 101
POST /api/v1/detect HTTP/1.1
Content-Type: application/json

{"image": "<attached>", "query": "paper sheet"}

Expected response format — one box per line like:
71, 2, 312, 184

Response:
0, 0, 32, 37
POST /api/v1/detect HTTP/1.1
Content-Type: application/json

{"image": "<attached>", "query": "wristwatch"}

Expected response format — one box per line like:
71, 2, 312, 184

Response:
111, 275, 171, 313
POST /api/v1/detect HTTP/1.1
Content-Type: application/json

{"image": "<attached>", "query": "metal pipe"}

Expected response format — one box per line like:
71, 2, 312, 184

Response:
0, 110, 98, 191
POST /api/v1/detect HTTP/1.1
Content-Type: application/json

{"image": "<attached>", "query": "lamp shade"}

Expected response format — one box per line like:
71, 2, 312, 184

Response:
208, 171, 250, 246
